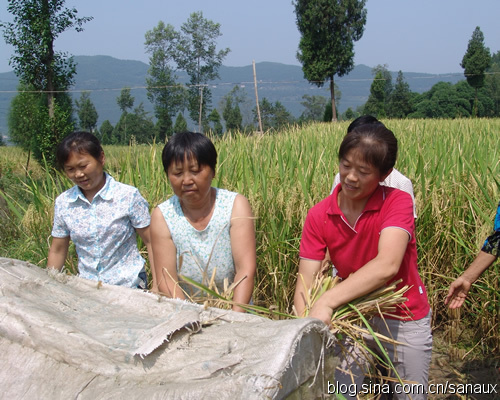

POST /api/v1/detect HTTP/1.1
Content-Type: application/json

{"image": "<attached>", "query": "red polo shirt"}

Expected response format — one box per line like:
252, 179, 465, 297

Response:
299, 184, 430, 320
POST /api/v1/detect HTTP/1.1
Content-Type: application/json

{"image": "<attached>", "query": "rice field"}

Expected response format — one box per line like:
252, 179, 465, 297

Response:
0, 118, 498, 354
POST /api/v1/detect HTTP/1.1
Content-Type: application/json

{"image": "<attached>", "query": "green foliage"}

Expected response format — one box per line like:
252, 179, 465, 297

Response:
342, 107, 356, 121
461, 27, 492, 116
373, 64, 393, 98
113, 104, 155, 145
222, 99, 242, 132
409, 81, 494, 119
8, 87, 74, 167
461, 27, 491, 91
176, 11, 230, 129
294, 0, 367, 120
484, 51, 500, 116
388, 71, 413, 118
221, 86, 251, 132
363, 70, 388, 118
323, 102, 333, 122
112, 88, 158, 145
144, 21, 186, 140
359, 65, 498, 119
1, 0, 92, 92
299, 95, 328, 122
34, 101, 74, 167
99, 120, 114, 145
8, 86, 44, 151
363, 65, 393, 118
116, 87, 134, 113
173, 113, 188, 134
254, 98, 295, 132
2, 0, 91, 165
208, 108, 223, 135
75, 91, 98, 132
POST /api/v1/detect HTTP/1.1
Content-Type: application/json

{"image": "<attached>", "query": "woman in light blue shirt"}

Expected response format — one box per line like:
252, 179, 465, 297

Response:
47, 131, 154, 288
150, 131, 256, 312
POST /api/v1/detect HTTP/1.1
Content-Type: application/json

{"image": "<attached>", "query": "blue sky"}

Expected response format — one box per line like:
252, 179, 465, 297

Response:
1, 0, 499, 75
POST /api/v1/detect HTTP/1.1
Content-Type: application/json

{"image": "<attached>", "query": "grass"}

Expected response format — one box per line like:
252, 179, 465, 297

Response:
0, 118, 498, 356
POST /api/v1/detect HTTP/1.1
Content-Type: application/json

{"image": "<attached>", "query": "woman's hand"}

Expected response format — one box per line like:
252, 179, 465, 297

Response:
309, 296, 334, 326
444, 277, 472, 309
444, 250, 496, 309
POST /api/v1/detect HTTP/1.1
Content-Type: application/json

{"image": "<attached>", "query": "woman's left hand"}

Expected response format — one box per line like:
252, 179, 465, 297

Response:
309, 297, 334, 326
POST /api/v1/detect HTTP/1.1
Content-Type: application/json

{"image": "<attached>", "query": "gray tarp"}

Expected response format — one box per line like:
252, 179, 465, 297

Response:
0, 258, 334, 399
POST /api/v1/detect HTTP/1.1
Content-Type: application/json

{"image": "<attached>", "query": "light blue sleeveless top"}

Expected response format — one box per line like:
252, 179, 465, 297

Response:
157, 188, 238, 296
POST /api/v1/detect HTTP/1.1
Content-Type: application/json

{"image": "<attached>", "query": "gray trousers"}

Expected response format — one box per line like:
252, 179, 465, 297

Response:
331, 311, 433, 400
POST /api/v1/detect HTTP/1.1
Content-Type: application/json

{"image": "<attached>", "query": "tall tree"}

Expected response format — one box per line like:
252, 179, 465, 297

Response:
221, 86, 249, 131
372, 64, 393, 101
116, 88, 134, 144
364, 70, 388, 117
175, 11, 230, 131
99, 120, 114, 145
75, 91, 98, 132
116, 87, 134, 114
460, 27, 491, 116
173, 113, 188, 134
1, 0, 91, 165
300, 94, 328, 122
484, 50, 500, 116
144, 21, 186, 141
388, 71, 413, 118
294, 0, 367, 121
7, 86, 43, 152
208, 108, 223, 135
113, 103, 154, 145
254, 98, 294, 132
222, 98, 242, 132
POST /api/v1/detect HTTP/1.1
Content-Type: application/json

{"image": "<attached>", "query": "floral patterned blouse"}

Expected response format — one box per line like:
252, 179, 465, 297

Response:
482, 201, 500, 257
51, 173, 150, 287
157, 188, 237, 296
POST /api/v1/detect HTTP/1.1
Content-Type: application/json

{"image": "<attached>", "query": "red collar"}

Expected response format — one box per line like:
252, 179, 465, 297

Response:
327, 184, 386, 216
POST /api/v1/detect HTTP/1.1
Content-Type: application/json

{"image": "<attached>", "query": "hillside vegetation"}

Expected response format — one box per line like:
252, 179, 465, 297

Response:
0, 57, 464, 135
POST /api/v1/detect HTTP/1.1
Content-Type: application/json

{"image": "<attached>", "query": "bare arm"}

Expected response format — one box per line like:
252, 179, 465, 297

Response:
47, 236, 70, 271
136, 226, 156, 291
150, 207, 185, 299
294, 258, 323, 317
445, 250, 497, 309
308, 227, 409, 324
230, 194, 257, 312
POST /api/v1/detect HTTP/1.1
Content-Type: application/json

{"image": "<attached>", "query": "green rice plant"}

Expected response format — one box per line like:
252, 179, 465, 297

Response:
0, 118, 498, 355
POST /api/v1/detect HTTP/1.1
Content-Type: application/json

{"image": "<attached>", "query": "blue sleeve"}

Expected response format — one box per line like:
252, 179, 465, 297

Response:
129, 189, 151, 229
481, 201, 500, 257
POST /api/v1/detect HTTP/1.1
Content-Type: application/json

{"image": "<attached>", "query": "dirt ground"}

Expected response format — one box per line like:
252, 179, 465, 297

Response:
428, 329, 499, 400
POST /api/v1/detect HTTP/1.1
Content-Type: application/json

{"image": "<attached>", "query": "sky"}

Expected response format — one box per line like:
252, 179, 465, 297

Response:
1, 0, 499, 75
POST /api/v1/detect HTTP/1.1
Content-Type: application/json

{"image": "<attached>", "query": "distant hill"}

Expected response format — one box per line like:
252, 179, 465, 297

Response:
0, 55, 464, 136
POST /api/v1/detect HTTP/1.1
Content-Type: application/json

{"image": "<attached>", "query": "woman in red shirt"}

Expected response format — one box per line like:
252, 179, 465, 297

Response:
294, 122, 432, 400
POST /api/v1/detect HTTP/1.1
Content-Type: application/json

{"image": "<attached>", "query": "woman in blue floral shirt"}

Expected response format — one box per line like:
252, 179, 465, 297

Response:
47, 131, 154, 289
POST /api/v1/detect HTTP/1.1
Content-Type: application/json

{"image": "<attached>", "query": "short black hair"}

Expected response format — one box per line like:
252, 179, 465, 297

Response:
56, 131, 103, 170
161, 131, 217, 174
347, 115, 383, 133
338, 123, 398, 177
